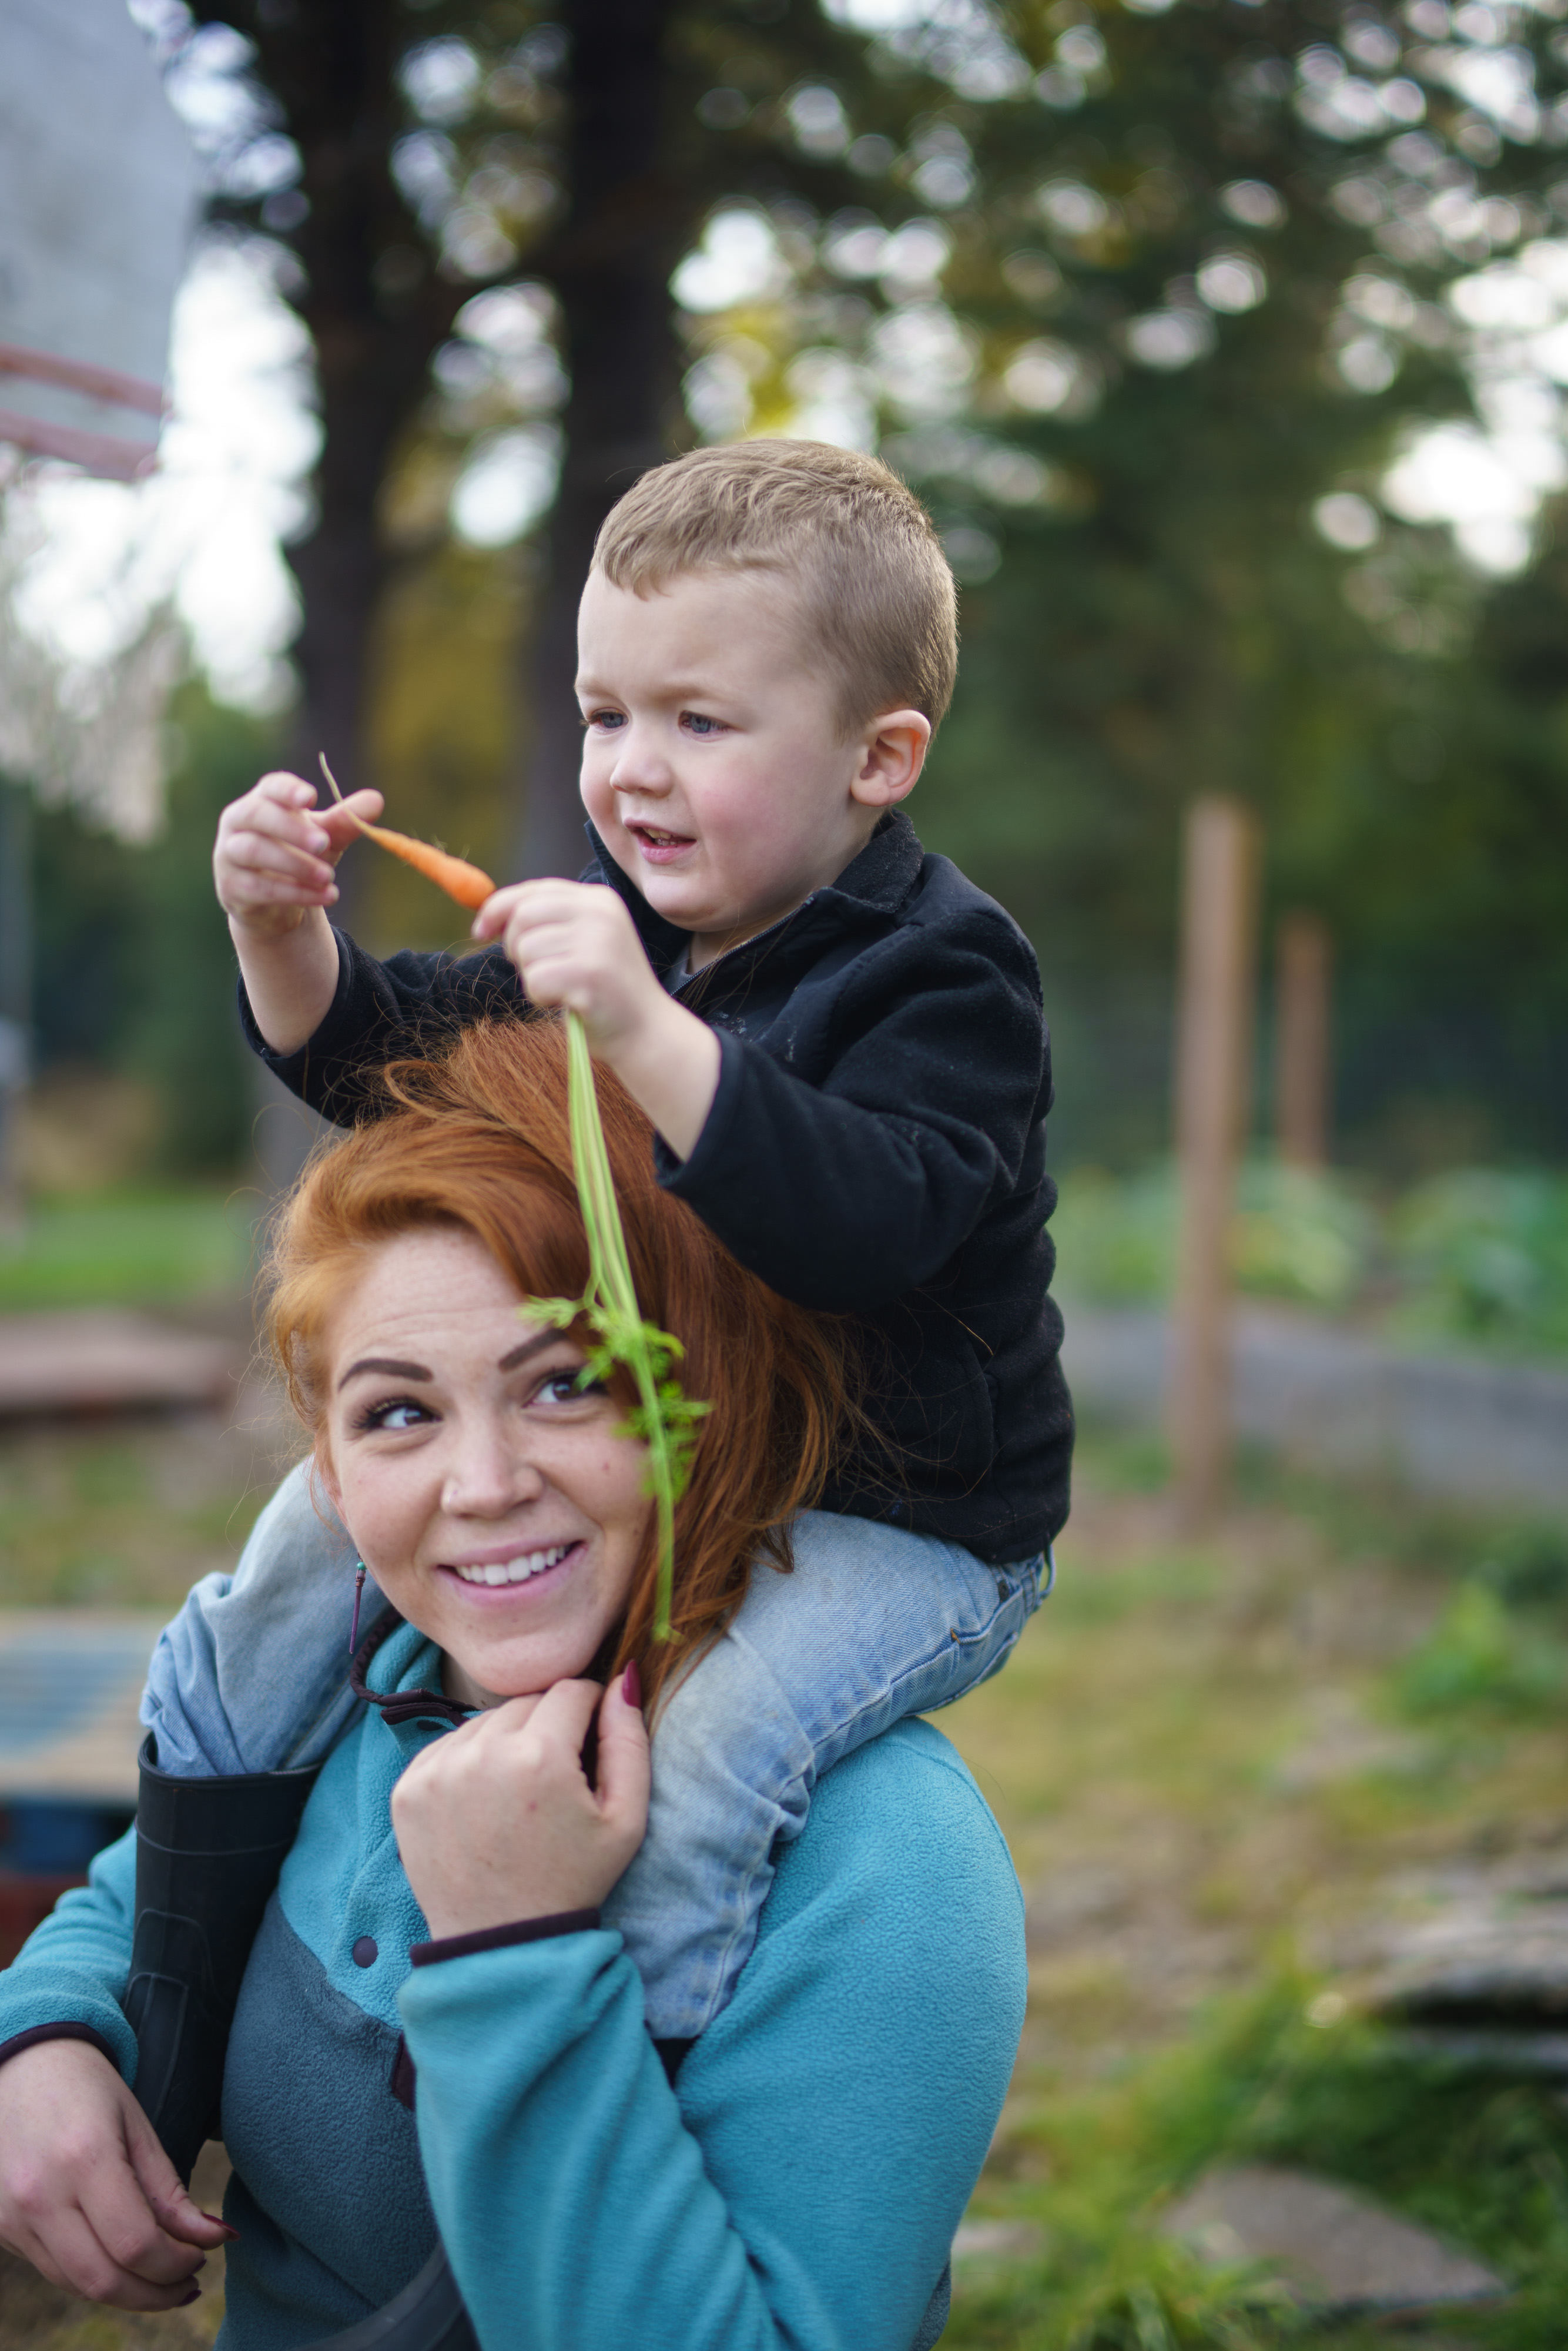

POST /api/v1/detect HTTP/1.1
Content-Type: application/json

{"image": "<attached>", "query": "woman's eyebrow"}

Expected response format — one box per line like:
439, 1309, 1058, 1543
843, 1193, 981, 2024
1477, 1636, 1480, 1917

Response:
499, 1329, 566, 1374
337, 1356, 431, 1392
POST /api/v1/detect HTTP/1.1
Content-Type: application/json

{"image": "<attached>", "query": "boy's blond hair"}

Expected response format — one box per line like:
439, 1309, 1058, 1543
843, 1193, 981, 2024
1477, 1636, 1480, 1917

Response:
591, 440, 958, 737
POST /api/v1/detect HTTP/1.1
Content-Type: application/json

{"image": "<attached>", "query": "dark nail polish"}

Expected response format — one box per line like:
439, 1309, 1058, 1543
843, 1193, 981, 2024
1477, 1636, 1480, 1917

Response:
180, 2286, 202, 2306
622, 1657, 642, 1708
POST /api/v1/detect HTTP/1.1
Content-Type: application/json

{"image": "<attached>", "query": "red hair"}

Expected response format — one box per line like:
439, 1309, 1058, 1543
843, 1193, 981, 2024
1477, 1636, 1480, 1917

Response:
264, 1019, 849, 1709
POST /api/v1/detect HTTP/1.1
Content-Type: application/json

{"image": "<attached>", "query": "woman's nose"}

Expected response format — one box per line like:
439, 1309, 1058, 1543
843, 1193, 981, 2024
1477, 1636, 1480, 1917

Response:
440, 1425, 544, 1518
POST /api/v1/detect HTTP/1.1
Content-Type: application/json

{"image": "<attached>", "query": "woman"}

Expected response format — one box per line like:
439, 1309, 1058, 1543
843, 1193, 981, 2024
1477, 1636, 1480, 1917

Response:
0, 1023, 1026, 2351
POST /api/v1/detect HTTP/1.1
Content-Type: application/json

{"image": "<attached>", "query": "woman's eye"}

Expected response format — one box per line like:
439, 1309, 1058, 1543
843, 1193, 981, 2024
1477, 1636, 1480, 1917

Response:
360, 1397, 431, 1433
538, 1371, 591, 1404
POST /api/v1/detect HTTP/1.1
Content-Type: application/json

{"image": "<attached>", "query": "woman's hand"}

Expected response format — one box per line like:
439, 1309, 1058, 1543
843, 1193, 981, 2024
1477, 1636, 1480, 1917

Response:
0, 2039, 233, 2311
392, 1669, 651, 1941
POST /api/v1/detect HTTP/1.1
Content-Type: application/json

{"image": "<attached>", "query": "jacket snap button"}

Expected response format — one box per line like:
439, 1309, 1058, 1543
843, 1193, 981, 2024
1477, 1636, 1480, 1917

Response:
352, 1935, 379, 1968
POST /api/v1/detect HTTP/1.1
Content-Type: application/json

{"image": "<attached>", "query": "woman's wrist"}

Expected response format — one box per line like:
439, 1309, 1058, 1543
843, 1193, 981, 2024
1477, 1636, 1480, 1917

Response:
408, 1908, 602, 1968
0, 2021, 120, 2074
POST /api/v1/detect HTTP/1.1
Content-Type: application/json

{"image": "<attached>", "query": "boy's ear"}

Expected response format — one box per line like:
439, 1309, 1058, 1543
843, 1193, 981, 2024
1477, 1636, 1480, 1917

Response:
850, 709, 931, 811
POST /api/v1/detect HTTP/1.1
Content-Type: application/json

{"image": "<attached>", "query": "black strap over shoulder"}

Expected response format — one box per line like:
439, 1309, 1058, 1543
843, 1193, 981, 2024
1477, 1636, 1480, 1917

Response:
300, 2246, 478, 2351
126, 1734, 323, 2184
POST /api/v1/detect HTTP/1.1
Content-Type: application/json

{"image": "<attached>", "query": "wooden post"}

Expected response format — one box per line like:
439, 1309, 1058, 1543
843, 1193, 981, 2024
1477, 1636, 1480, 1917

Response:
1168, 796, 1259, 1528
1275, 912, 1331, 1170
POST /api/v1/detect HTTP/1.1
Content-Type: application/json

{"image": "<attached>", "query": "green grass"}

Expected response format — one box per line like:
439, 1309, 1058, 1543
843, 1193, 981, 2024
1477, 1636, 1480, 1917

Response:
946, 1978, 1568, 2349
0, 1189, 259, 1312
0, 1425, 273, 1609
1053, 1159, 1568, 1359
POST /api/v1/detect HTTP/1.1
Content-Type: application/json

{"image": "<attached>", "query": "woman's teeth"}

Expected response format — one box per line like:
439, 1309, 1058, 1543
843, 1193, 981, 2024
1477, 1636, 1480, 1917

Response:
453, 1545, 570, 1586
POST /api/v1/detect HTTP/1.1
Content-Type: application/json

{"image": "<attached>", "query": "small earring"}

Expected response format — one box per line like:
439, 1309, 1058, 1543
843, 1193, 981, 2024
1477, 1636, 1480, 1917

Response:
349, 1562, 367, 1653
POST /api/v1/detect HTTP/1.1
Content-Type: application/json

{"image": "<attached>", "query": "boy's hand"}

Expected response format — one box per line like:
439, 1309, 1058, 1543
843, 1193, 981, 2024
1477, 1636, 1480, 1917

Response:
215, 771, 384, 942
473, 879, 664, 1051
473, 880, 722, 1159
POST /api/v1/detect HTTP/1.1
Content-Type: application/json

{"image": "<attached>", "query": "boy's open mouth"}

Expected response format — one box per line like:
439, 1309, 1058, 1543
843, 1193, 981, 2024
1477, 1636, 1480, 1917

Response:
627, 820, 696, 865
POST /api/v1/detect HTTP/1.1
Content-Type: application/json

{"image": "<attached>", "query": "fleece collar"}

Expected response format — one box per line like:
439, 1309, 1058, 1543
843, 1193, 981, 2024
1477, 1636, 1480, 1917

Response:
580, 810, 926, 1003
350, 1610, 471, 1729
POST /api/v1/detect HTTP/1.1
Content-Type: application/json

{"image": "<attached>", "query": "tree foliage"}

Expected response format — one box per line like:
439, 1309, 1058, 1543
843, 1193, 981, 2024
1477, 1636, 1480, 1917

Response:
144, 0, 1568, 1157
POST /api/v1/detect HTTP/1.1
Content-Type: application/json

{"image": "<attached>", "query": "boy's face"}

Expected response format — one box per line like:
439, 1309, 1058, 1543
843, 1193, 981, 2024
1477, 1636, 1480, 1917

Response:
575, 567, 927, 964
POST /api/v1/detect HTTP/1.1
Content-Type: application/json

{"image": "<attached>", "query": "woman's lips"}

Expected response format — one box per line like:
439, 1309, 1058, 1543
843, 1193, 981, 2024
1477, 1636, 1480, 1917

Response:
438, 1539, 584, 1598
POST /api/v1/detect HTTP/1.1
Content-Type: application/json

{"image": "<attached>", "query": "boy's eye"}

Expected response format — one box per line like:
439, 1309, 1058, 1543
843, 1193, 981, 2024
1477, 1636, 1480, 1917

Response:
584, 708, 626, 732
681, 711, 726, 738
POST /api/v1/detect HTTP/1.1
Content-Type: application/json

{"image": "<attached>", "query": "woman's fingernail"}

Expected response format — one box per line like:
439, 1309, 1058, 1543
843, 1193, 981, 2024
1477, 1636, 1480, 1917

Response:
180, 2286, 202, 2305
205, 2217, 240, 2239
622, 1658, 642, 1708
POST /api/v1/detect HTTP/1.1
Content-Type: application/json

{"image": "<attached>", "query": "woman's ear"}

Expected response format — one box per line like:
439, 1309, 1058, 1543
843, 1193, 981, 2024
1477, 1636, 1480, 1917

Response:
850, 708, 930, 809
312, 1444, 346, 1529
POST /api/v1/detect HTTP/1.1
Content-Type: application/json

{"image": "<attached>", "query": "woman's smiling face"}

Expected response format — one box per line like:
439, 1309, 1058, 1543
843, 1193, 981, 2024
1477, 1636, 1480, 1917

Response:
316, 1225, 651, 1706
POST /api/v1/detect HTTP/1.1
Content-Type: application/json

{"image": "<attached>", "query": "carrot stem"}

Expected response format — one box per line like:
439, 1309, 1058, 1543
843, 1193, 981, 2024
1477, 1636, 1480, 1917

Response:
535, 1016, 709, 1643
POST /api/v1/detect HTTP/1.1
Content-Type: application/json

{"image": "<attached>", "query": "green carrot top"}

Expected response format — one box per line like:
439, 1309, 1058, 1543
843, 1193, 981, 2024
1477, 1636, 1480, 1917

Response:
531, 1012, 709, 1643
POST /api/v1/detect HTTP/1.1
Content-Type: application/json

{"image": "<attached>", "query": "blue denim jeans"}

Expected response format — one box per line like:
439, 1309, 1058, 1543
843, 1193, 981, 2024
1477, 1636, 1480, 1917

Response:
142, 1463, 1047, 2039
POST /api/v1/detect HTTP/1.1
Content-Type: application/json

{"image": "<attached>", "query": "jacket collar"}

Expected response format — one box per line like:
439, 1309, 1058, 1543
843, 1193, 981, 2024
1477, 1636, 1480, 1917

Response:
350, 1609, 471, 1727
582, 809, 924, 997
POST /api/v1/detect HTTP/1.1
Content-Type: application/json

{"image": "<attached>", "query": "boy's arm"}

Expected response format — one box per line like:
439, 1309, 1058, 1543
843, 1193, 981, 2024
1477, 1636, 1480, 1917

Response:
239, 931, 528, 1124
215, 770, 386, 1053
659, 916, 1047, 1311
482, 878, 1049, 1313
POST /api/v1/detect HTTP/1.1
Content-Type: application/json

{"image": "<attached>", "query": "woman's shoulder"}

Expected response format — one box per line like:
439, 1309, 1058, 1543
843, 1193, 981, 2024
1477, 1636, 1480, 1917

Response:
759, 1716, 1024, 1970
813, 1714, 1014, 1849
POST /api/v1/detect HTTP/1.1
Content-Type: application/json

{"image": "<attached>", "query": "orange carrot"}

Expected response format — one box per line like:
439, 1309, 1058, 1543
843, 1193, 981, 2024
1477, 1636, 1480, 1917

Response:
319, 756, 495, 911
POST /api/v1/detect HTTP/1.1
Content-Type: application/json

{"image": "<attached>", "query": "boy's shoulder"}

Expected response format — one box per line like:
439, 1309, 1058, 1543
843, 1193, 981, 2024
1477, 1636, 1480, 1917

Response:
588, 810, 1041, 1010
819, 815, 1044, 1017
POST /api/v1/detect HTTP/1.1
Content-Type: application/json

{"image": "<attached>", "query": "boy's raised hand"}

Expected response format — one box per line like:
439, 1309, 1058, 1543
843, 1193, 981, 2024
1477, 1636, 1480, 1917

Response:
215, 770, 383, 940
474, 880, 721, 1160
474, 879, 664, 1051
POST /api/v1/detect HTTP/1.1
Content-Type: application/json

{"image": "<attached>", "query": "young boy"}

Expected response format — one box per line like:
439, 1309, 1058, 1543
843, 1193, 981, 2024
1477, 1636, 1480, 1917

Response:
172, 438, 1071, 2042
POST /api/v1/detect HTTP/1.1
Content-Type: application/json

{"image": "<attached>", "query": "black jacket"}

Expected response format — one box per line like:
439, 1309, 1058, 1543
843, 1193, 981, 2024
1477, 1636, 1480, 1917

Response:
243, 812, 1072, 1562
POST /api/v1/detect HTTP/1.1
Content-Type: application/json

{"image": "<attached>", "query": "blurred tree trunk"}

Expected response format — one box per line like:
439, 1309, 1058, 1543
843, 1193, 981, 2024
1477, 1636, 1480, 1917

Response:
518, 0, 689, 878
189, 2, 464, 913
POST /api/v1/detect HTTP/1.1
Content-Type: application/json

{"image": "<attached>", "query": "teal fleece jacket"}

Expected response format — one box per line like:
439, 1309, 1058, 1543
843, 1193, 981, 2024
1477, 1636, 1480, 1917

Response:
0, 1621, 1027, 2351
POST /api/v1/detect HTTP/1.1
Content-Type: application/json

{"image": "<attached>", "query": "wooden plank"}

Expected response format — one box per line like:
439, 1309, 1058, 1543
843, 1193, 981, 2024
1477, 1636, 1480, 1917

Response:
0, 1611, 166, 1804
0, 1308, 237, 1418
